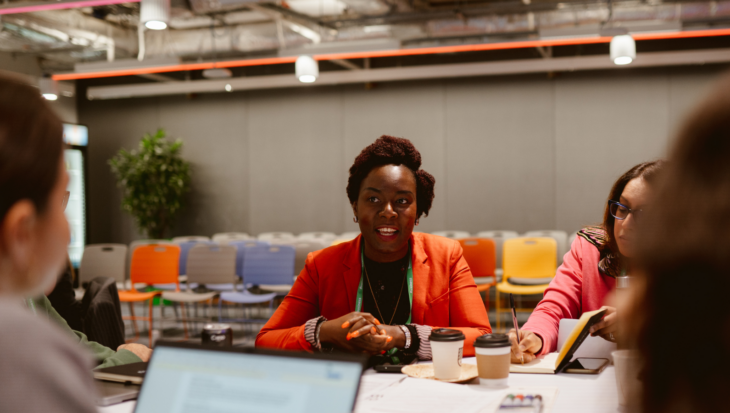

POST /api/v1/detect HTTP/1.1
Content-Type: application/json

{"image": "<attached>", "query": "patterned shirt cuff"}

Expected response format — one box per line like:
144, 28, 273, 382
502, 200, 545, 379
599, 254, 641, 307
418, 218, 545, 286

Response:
304, 316, 326, 350
413, 324, 433, 360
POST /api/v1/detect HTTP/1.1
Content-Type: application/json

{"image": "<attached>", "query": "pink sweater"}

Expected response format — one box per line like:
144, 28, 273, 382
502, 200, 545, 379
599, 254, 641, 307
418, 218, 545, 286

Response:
521, 234, 616, 355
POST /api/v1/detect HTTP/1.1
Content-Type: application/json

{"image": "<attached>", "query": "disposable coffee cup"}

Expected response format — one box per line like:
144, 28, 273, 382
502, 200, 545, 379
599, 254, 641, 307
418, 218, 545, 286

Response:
429, 328, 465, 380
612, 350, 642, 410
474, 334, 511, 387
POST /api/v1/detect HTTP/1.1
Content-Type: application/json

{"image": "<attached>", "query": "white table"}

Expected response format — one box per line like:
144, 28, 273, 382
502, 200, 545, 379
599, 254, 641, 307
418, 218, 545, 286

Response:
98, 357, 619, 413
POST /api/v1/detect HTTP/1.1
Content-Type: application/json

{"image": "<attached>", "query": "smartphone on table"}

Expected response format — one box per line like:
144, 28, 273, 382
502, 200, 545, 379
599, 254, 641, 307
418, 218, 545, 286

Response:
373, 355, 418, 373
564, 358, 610, 374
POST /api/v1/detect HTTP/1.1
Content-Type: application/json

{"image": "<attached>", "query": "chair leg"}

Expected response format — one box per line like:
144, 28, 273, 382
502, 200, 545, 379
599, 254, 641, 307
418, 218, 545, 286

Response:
148, 299, 154, 345
129, 302, 139, 342
181, 303, 189, 340
495, 290, 501, 331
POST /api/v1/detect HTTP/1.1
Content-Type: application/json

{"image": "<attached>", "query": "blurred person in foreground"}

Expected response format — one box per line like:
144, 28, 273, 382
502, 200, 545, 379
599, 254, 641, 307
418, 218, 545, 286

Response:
256, 135, 491, 359
0, 75, 97, 411
631, 73, 730, 413
509, 160, 664, 363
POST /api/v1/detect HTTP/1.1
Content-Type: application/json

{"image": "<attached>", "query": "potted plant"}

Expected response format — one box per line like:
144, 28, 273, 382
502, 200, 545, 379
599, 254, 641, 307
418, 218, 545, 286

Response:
109, 129, 191, 239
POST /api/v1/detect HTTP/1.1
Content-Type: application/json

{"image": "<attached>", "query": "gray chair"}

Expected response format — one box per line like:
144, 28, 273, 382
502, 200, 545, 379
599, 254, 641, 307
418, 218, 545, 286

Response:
172, 235, 211, 244
79, 244, 127, 286
77, 244, 127, 300
431, 230, 471, 239
257, 232, 295, 242
212, 232, 251, 243
338, 232, 361, 241
298, 232, 337, 243
523, 230, 569, 265
568, 232, 578, 248
475, 231, 519, 278
162, 244, 238, 335
292, 239, 329, 277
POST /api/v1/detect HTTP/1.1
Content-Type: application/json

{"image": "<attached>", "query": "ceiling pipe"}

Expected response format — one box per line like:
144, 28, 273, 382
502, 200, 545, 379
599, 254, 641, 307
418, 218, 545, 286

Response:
0, 0, 140, 15
86, 48, 730, 100
53, 27, 730, 81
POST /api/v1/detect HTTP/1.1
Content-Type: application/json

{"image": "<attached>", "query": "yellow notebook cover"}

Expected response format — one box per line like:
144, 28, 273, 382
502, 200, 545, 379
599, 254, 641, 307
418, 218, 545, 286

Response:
510, 308, 607, 374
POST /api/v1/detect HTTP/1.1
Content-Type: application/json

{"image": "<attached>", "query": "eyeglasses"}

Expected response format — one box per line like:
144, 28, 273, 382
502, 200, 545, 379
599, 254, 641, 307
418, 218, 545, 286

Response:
608, 200, 644, 222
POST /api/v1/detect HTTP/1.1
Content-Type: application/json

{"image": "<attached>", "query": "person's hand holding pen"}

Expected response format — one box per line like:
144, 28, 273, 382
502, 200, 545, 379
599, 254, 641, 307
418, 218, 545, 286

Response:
508, 329, 542, 364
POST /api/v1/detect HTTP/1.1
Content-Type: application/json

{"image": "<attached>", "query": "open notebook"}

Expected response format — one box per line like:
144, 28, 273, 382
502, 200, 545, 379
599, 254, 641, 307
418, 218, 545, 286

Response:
510, 308, 607, 374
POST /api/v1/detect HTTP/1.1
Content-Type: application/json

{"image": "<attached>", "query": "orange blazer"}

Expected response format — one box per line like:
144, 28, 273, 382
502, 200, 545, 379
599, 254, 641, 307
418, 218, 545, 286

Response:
255, 232, 492, 357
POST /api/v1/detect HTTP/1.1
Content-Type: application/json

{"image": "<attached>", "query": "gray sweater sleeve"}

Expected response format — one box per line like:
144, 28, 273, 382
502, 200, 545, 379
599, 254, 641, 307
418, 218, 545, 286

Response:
0, 300, 98, 413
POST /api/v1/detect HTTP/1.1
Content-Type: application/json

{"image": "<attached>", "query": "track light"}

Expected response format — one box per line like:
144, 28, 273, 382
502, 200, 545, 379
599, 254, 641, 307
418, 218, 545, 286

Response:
610, 35, 636, 65
39, 77, 58, 100
295, 55, 319, 83
141, 0, 170, 30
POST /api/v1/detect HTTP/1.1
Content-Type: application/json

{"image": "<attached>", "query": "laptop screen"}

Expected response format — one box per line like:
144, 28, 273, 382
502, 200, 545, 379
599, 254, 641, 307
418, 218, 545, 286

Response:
134, 344, 364, 413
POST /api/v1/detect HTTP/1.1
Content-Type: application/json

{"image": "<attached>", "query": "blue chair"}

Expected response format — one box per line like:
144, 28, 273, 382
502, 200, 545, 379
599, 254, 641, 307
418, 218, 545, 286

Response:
213, 240, 270, 292
218, 245, 295, 323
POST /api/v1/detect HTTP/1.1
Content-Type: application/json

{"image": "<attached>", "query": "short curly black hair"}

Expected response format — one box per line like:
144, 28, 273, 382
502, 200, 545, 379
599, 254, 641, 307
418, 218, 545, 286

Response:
347, 135, 436, 219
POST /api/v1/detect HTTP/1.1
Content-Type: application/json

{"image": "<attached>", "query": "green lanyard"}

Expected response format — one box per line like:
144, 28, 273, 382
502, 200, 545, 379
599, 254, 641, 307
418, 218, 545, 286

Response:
26, 298, 37, 316
357, 244, 414, 362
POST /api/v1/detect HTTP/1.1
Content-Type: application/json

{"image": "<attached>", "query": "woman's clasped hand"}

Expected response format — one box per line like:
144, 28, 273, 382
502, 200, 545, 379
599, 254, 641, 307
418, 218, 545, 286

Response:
318, 312, 404, 355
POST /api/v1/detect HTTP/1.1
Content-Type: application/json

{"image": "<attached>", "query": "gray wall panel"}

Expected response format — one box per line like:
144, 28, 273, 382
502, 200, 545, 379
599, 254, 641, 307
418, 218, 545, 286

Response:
77, 66, 727, 244
247, 89, 345, 235
555, 72, 670, 233
342, 82, 447, 233
158, 94, 249, 237
445, 77, 556, 234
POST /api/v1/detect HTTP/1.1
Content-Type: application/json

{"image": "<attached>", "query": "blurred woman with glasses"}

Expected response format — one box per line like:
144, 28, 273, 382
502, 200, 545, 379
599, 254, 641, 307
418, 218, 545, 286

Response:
508, 160, 664, 363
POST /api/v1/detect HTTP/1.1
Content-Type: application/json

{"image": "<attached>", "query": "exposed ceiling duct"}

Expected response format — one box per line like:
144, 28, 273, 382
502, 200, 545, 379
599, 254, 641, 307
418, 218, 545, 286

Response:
1, 0, 729, 71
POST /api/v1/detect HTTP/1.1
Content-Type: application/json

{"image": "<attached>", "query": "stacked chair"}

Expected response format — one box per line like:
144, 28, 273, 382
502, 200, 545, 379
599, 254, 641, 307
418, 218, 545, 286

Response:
431, 230, 471, 239
523, 230, 569, 265
458, 238, 497, 310
218, 244, 295, 324
118, 244, 182, 343
494, 237, 557, 330
162, 244, 238, 336
212, 232, 251, 242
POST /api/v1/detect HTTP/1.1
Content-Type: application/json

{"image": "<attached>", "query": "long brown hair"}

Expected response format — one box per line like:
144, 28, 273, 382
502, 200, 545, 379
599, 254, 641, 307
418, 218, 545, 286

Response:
0, 75, 63, 221
599, 161, 664, 264
636, 72, 730, 413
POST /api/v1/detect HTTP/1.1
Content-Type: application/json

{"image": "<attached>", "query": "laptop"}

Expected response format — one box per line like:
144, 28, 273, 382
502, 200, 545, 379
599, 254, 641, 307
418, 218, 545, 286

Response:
134, 342, 367, 413
95, 380, 140, 406
94, 361, 148, 385
558, 318, 617, 361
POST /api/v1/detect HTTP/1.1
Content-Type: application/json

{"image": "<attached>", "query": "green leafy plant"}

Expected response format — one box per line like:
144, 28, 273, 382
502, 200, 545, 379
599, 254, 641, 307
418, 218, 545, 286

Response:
109, 129, 191, 239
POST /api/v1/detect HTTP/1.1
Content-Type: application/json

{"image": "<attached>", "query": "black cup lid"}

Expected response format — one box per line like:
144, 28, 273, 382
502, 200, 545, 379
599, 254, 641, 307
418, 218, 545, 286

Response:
473, 333, 510, 348
429, 328, 466, 342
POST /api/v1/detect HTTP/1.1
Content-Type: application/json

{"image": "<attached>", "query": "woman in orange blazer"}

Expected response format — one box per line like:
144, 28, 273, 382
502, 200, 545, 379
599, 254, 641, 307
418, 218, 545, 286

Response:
256, 136, 491, 359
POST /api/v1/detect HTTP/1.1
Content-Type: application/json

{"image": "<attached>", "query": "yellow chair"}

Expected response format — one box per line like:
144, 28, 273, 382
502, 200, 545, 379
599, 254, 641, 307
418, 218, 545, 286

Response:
495, 237, 557, 330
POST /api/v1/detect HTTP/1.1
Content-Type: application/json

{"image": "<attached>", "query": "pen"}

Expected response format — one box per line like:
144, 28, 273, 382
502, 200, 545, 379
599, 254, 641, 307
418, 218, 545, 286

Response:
510, 293, 523, 364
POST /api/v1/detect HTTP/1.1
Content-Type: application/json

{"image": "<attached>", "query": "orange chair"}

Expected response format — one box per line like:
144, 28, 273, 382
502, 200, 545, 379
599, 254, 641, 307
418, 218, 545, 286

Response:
495, 237, 557, 331
118, 244, 181, 343
458, 238, 497, 311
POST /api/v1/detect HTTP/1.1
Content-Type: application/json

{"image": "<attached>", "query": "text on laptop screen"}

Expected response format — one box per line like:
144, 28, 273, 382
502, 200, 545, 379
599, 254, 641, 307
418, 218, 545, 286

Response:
135, 347, 362, 413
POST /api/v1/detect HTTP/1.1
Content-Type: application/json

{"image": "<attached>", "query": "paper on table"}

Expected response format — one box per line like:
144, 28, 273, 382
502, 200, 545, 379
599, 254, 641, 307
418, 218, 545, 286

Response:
368, 378, 501, 413
509, 352, 560, 374
355, 374, 408, 413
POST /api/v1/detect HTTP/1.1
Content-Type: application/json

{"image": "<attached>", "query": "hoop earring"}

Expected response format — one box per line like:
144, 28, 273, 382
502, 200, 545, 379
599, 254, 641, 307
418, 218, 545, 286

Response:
353, 217, 358, 223
415, 220, 419, 226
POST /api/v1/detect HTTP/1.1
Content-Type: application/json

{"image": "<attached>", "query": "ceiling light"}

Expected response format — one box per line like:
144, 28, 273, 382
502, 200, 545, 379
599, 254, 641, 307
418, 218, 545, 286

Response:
295, 55, 318, 83
225, 84, 232, 92
39, 77, 59, 101
203, 68, 232, 79
610, 35, 636, 65
141, 0, 169, 30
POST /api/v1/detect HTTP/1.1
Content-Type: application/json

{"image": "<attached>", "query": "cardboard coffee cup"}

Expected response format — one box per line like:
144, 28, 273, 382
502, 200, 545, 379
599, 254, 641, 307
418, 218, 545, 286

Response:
429, 328, 465, 380
474, 334, 511, 387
